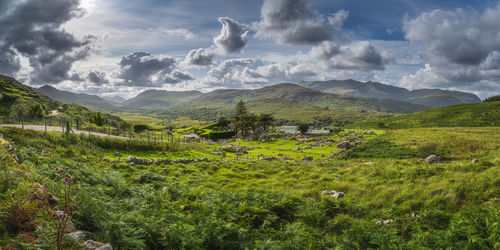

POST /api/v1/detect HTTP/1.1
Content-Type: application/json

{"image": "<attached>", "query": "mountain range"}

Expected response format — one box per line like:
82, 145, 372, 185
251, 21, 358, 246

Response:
298, 79, 481, 108
0, 74, 485, 124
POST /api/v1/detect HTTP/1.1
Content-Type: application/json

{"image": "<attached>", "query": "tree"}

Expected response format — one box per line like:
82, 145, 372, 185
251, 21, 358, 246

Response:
232, 101, 257, 138
90, 112, 106, 127
217, 116, 230, 128
257, 113, 274, 132
10, 98, 30, 129
119, 121, 133, 136
298, 123, 309, 134
29, 103, 45, 123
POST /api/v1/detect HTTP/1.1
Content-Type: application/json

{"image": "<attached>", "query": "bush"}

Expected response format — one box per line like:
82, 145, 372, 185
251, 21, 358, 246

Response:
200, 131, 235, 140
133, 124, 149, 133
482, 95, 500, 102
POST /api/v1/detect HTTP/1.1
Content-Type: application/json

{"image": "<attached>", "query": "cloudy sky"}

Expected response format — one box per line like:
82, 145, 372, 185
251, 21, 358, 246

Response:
1, 0, 499, 99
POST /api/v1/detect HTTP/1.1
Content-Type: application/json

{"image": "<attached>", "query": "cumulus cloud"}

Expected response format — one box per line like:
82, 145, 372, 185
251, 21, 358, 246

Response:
196, 40, 390, 89
0, 0, 94, 83
181, 48, 215, 67
214, 17, 248, 54
88, 71, 109, 85
253, 0, 349, 45
116, 51, 193, 87
401, 6, 500, 96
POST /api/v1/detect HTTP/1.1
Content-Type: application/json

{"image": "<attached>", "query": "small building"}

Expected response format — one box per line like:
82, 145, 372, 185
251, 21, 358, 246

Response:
310, 130, 330, 134
279, 126, 298, 134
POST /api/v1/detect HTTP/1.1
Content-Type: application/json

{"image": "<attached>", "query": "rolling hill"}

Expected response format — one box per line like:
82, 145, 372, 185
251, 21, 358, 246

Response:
37, 85, 119, 112
189, 83, 430, 114
299, 79, 481, 108
122, 89, 203, 110
349, 101, 500, 129
0, 75, 59, 118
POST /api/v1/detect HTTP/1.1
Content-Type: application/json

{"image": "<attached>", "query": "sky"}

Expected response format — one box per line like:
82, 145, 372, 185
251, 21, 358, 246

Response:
0, 0, 499, 99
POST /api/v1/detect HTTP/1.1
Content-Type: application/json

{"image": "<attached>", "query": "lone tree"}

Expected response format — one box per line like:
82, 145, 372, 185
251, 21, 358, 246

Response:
10, 98, 31, 129
257, 113, 274, 132
29, 102, 46, 124
232, 101, 257, 138
298, 123, 309, 134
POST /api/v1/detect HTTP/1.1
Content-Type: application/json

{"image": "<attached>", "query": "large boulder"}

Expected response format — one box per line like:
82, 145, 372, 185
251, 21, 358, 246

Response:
426, 155, 440, 164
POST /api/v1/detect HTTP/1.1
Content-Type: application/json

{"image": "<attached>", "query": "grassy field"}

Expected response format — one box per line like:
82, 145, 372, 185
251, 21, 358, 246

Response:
1, 126, 499, 249
350, 101, 500, 129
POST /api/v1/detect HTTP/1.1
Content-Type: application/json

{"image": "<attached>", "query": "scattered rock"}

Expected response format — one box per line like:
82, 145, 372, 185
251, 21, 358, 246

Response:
321, 190, 345, 199
276, 152, 283, 156
329, 149, 346, 158
113, 152, 123, 158
426, 155, 440, 164
368, 130, 377, 135
472, 159, 479, 164
66, 231, 87, 242
376, 219, 394, 225
302, 156, 313, 162
64, 220, 76, 233
48, 195, 60, 205
335, 141, 351, 149
83, 240, 113, 250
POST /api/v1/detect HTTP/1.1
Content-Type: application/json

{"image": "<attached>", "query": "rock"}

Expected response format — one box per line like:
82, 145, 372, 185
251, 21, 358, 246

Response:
364, 162, 375, 165
321, 190, 345, 199
302, 156, 313, 162
472, 159, 479, 164
162, 186, 168, 193
368, 130, 377, 135
335, 141, 351, 149
376, 219, 394, 225
41, 150, 47, 155
48, 195, 60, 205
320, 153, 325, 157
64, 220, 76, 233
426, 155, 440, 164
276, 152, 283, 156
84, 240, 113, 250
332, 192, 345, 199
329, 149, 346, 158
66, 231, 87, 242
113, 152, 123, 157
126, 156, 135, 163
260, 156, 278, 161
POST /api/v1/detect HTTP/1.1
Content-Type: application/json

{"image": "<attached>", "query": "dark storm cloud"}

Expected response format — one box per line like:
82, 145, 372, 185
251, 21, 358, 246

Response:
253, 0, 349, 45
182, 48, 215, 67
88, 71, 109, 85
116, 51, 179, 86
214, 17, 248, 54
0, 0, 93, 82
0, 42, 20, 75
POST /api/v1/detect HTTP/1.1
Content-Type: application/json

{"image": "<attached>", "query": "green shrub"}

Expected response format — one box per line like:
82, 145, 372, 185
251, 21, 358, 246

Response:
200, 131, 235, 140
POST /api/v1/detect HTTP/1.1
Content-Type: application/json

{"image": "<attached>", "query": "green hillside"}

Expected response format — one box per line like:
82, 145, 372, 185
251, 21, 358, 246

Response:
350, 101, 500, 129
0, 75, 59, 118
122, 89, 203, 110
190, 83, 429, 114
161, 97, 392, 125
299, 79, 481, 108
37, 85, 120, 112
